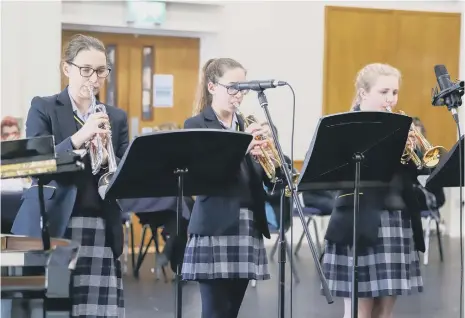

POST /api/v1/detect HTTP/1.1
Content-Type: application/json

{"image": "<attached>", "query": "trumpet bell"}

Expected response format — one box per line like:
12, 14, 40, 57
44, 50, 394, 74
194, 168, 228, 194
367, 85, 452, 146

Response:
97, 171, 114, 199
423, 146, 447, 168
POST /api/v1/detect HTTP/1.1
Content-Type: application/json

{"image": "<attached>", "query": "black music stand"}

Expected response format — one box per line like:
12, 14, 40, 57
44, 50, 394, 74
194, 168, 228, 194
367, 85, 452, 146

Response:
425, 135, 464, 189
298, 111, 412, 318
1, 136, 84, 250
105, 129, 253, 318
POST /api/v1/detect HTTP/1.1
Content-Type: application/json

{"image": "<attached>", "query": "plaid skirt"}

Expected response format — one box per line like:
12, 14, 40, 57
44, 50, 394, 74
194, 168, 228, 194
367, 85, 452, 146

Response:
182, 208, 270, 280
64, 216, 125, 317
322, 210, 423, 298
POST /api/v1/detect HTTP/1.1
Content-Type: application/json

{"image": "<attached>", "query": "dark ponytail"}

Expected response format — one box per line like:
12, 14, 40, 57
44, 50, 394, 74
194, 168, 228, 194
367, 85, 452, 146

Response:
192, 58, 246, 115
193, 58, 216, 115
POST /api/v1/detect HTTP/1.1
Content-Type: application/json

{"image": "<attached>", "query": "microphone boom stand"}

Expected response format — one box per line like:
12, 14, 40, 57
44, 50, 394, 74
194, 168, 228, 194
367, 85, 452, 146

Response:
257, 90, 333, 318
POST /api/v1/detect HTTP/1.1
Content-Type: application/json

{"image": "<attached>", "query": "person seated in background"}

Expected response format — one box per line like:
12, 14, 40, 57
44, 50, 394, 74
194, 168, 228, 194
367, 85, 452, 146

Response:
1, 116, 21, 141
158, 122, 180, 130
1, 116, 31, 234
301, 190, 336, 215
151, 122, 178, 133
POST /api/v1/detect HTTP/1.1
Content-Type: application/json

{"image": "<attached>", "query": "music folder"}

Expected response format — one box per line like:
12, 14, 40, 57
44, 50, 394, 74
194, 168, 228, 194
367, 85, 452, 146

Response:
105, 129, 253, 199
298, 111, 412, 191
426, 134, 464, 189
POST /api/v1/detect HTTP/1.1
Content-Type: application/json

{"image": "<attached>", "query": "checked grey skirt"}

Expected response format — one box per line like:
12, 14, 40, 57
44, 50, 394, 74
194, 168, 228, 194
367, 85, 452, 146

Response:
182, 208, 270, 281
64, 216, 125, 318
322, 210, 423, 298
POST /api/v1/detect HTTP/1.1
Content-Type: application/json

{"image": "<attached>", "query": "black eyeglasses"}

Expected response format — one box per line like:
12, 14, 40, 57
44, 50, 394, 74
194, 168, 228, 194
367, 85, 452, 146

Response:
68, 62, 111, 78
217, 82, 249, 96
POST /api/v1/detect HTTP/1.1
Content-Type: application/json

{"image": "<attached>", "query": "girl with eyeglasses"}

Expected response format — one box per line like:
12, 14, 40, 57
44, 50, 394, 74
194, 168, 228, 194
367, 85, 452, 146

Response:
181, 58, 274, 318
12, 34, 128, 317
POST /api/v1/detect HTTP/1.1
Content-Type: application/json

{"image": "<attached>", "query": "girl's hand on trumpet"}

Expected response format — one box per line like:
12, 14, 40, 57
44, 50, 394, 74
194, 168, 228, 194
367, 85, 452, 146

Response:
70, 113, 110, 149
88, 132, 110, 166
245, 122, 268, 156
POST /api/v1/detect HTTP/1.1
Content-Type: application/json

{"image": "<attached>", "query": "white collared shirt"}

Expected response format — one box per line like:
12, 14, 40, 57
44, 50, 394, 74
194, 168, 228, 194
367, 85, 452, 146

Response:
216, 112, 239, 131
68, 90, 92, 123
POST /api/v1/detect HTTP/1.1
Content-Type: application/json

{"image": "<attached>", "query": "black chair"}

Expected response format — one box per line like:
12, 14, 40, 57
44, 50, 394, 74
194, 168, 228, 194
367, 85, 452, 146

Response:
118, 196, 193, 281
133, 211, 171, 281
250, 198, 300, 288
121, 211, 135, 274
421, 209, 444, 265
413, 184, 445, 265
267, 222, 300, 283
294, 190, 335, 256
293, 204, 325, 257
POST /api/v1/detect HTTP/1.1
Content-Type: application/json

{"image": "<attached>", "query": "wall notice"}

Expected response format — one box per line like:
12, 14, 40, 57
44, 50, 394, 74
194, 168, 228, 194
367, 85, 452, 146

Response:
153, 74, 174, 108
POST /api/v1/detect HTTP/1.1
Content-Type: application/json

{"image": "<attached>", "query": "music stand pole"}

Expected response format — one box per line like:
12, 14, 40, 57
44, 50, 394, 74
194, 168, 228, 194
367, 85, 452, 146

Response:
257, 91, 334, 315
38, 178, 51, 251
352, 153, 364, 318
174, 168, 187, 318
278, 188, 286, 318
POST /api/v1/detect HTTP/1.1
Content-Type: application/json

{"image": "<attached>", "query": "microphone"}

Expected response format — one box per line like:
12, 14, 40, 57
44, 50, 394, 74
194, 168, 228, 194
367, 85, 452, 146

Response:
230, 80, 287, 92
432, 65, 464, 123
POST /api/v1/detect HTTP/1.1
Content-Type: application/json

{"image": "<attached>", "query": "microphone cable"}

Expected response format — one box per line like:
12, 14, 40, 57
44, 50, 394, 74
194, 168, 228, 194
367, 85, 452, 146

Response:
451, 111, 463, 318
285, 82, 296, 318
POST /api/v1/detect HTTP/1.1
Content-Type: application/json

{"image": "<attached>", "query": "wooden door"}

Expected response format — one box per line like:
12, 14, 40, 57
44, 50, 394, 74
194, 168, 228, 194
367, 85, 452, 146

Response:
392, 10, 461, 148
323, 7, 396, 115
62, 31, 200, 135
62, 30, 200, 252
323, 6, 461, 149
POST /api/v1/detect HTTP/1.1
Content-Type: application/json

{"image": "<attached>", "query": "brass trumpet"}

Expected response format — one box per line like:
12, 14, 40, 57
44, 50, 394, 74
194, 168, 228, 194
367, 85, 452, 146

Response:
235, 107, 299, 197
385, 107, 446, 169
235, 109, 282, 182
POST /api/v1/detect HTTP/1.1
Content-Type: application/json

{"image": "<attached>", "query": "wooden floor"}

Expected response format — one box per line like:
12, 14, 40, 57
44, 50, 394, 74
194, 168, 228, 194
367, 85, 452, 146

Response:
123, 235, 462, 317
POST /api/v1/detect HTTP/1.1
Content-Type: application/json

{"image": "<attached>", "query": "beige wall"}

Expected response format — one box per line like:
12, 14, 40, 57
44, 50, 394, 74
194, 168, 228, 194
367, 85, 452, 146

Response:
1, 1, 62, 125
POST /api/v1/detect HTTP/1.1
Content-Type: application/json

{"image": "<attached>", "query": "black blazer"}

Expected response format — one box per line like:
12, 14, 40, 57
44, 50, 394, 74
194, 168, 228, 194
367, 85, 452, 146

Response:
324, 107, 425, 253
184, 106, 273, 239
11, 87, 129, 257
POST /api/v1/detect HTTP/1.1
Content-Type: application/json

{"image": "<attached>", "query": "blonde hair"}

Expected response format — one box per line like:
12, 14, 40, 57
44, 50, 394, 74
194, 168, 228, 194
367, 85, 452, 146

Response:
350, 63, 401, 110
193, 58, 246, 115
